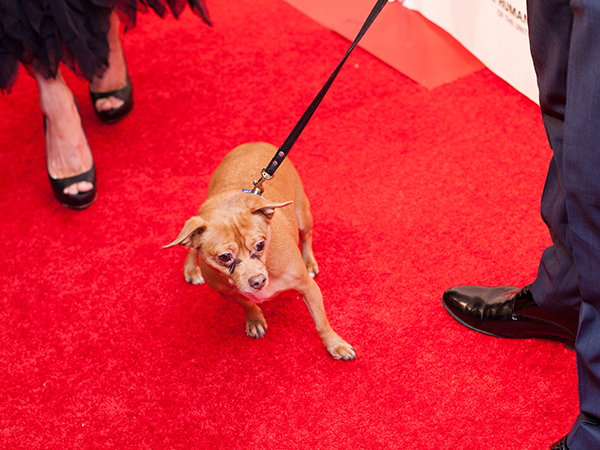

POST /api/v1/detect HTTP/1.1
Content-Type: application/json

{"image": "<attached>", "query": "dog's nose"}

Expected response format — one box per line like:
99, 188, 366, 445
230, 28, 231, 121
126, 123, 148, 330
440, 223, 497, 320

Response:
248, 274, 266, 290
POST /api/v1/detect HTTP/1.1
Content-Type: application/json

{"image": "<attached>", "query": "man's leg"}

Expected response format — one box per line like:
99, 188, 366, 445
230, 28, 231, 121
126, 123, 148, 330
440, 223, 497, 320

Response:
555, 0, 600, 446
527, 0, 581, 322
527, 0, 600, 446
443, 0, 600, 447
442, 0, 580, 341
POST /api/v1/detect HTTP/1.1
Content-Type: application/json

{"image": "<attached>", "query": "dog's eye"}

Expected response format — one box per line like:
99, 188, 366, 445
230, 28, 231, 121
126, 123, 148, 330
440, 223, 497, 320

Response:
218, 253, 233, 264
255, 241, 265, 252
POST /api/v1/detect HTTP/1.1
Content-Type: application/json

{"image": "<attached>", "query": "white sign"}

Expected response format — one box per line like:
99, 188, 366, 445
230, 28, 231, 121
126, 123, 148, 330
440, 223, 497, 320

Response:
404, 0, 539, 102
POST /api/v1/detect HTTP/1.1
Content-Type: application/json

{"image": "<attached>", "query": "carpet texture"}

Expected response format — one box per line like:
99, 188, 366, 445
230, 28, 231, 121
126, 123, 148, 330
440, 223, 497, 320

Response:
0, 0, 578, 449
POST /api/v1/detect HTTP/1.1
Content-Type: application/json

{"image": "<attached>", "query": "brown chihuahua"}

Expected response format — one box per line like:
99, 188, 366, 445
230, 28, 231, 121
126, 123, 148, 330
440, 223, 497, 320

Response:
164, 142, 356, 360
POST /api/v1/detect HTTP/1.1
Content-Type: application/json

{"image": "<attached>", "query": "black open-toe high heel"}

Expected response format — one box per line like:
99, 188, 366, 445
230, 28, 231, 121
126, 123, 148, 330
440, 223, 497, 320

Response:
47, 160, 97, 209
44, 99, 97, 210
89, 65, 133, 124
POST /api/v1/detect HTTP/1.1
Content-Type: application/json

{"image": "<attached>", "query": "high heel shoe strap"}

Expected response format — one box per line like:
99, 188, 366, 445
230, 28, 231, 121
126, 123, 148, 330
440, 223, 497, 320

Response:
89, 72, 132, 103
48, 163, 97, 192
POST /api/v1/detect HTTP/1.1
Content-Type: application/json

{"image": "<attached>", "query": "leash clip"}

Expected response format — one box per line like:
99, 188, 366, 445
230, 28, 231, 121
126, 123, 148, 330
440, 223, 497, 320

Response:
248, 169, 273, 196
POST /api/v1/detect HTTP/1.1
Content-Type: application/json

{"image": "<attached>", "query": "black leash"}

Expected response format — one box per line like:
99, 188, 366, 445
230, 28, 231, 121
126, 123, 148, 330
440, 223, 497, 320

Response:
249, 0, 388, 195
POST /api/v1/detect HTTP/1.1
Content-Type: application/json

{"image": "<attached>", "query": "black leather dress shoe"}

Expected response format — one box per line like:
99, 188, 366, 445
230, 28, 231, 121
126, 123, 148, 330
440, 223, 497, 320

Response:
550, 436, 569, 450
442, 285, 578, 347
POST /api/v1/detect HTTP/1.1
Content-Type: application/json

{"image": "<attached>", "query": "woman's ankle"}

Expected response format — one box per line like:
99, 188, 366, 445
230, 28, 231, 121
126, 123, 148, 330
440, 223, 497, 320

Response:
89, 11, 127, 96
36, 71, 76, 119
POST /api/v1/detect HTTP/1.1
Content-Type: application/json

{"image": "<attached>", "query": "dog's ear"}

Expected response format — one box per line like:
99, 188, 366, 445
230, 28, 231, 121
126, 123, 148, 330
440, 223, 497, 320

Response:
245, 195, 293, 220
163, 216, 207, 249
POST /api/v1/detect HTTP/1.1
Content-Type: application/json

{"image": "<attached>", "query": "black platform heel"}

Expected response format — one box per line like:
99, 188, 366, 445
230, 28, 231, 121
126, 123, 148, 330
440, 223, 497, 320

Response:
89, 65, 133, 124
44, 99, 97, 210
47, 161, 97, 209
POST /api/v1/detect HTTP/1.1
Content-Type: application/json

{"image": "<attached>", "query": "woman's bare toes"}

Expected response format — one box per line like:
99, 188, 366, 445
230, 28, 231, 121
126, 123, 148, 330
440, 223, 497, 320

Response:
95, 96, 124, 112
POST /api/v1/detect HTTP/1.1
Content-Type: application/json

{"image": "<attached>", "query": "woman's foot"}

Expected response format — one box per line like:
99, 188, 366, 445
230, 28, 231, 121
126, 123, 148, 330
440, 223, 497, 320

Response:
89, 11, 133, 122
36, 71, 94, 197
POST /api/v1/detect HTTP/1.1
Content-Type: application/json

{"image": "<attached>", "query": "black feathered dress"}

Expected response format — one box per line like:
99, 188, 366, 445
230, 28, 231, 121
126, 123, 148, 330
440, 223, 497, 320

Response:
0, 0, 210, 93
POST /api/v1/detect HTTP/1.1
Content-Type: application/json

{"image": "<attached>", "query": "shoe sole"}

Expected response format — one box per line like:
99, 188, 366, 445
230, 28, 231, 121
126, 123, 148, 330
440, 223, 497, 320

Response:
59, 190, 98, 210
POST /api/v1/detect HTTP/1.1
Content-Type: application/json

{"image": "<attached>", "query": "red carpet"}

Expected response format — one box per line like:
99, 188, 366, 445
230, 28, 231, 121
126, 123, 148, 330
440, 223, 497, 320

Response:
0, 1, 578, 448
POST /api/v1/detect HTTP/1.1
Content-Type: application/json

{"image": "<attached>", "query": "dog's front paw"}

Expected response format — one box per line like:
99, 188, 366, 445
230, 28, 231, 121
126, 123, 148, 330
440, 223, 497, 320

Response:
327, 340, 356, 361
184, 266, 204, 285
243, 304, 268, 338
246, 318, 268, 339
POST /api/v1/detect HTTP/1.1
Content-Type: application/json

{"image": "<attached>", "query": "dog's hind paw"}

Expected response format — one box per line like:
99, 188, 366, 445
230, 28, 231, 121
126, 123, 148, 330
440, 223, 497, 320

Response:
184, 266, 204, 285
304, 258, 319, 278
302, 249, 319, 278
